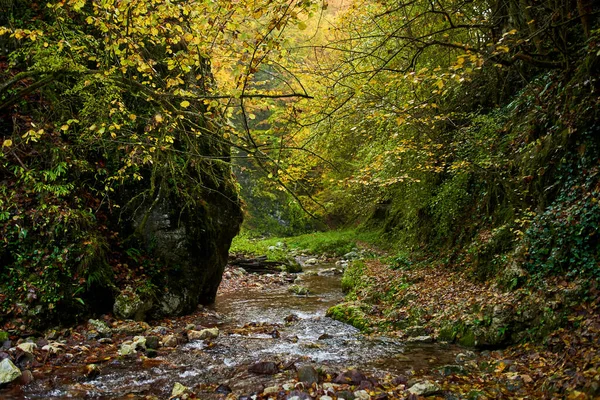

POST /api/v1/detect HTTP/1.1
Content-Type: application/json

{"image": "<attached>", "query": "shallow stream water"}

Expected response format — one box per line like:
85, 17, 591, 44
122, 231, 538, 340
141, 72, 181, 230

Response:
9, 261, 462, 399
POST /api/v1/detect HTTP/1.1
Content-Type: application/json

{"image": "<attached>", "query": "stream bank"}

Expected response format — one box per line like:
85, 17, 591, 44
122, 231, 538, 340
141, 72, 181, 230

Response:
0, 257, 465, 399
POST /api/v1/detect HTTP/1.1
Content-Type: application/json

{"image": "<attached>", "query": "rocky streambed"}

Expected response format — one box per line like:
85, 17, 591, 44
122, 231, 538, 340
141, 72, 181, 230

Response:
0, 258, 468, 399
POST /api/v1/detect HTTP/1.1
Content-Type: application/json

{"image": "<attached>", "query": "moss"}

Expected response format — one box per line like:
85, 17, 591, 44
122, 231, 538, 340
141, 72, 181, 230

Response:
457, 329, 477, 347
326, 303, 371, 332
0, 331, 8, 342
289, 285, 310, 295
438, 325, 458, 342
340, 260, 366, 294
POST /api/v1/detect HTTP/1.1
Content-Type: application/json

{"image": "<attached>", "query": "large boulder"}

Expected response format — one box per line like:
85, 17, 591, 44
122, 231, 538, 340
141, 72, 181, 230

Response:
123, 165, 242, 319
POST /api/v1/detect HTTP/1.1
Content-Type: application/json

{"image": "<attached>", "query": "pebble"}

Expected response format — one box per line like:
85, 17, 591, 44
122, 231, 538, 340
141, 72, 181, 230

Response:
353, 390, 370, 400
408, 380, 442, 396
163, 334, 178, 347
17, 342, 37, 354
84, 364, 101, 380
263, 386, 280, 395
172, 382, 190, 397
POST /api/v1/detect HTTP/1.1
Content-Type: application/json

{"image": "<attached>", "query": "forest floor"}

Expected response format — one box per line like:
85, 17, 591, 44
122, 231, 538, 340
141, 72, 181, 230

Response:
1, 251, 599, 399
338, 258, 600, 399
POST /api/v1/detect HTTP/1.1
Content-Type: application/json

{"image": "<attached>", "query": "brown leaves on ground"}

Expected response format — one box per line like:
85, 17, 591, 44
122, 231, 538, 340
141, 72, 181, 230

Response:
353, 259, 600, 399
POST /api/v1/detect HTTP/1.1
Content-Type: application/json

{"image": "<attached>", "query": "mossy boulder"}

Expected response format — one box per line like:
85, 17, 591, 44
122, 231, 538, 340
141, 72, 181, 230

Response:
113, 289, 154, 321
327, 302, 371, 332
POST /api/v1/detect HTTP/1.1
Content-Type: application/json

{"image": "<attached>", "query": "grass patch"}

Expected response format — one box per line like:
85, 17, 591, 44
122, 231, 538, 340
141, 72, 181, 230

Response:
230, 229, 383, 258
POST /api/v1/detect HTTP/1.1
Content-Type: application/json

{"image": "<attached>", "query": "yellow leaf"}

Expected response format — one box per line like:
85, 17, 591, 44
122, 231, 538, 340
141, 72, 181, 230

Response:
180, 100, 190, 108
435, 79, 444, 89
2, 139, 12, 147
60, 125, 69, 131
155, 114, 163, 123
129, 114, 137, 121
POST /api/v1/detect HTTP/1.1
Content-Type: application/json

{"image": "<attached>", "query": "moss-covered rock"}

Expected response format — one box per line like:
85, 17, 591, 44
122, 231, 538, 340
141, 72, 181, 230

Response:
327, 302, 371, 332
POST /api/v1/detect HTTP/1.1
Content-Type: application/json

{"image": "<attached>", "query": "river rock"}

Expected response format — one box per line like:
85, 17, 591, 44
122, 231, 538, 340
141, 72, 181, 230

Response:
172, 382, 191, 397
163, 334, 178, 347
215, 384, 232, 394
391, 375, 408, 386
438, 364, 466, 376
84, 364, 100, 380
113, 289, 153, 321
0, 358, 22, 385
287, 390, 311, 400
145, 336, 160, 350
112, 320, 151, 335
263, 386, 280, 395
132, 336, 146, 351
334, 369, 368, 385
151, 326, 168, 335
455, 351, 476, 364
297, 365, 319, 384
16, 343, 37, 354
118, 344, 135, 356
353, 390, 370, 400
408, 380, 442, 396
304, 258, 319, 265
320, 396, 333, 400
249, 361, 278, 375
405, 335, 434, 343
188, 327, 219, 341
336, 391, 355, 400
88, 319, 112, 337
19, 369, 34, 385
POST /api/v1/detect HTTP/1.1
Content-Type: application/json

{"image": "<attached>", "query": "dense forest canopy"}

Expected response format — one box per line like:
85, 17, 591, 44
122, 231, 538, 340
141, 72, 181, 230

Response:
1, 0, 599, 324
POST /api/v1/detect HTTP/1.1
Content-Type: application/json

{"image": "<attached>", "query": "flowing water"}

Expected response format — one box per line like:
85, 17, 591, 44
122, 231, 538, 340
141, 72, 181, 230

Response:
6, 261, 462, 399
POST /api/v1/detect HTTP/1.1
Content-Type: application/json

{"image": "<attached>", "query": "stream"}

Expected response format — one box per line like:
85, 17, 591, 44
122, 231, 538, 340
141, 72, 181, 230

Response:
7, 261, 463, 399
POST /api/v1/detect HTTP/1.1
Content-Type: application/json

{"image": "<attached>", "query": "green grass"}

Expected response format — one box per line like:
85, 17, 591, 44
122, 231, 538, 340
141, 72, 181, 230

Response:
230, 229, 384, 257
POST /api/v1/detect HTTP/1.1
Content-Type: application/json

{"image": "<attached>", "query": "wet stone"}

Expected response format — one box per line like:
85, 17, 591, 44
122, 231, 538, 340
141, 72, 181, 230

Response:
408, 380, 442, 396
297, 365, 319, 384
163, 334, 178, 347
334, 369, 368, 385
84, 364, 101, 380
19, 369, 34, 385
336, 390, 356, 400
98, 338, 113, 344
215, 384, 232, 394
0, 358, 22, 385
263, 386, 280, 395
391, 375, 408, 386
145, 336, 160, 350
287, 390, 311, 400
353, 390, 370, 400
146, 349, 158, 358
249, 361, 279, 375
17, 343, 37, 354
358, 380, 373, 390
438, 364, 466, 376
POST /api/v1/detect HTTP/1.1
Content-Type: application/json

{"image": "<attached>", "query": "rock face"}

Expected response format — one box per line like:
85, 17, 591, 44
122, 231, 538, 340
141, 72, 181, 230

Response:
114, 129, 243, 320
132, 177, 242, 318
